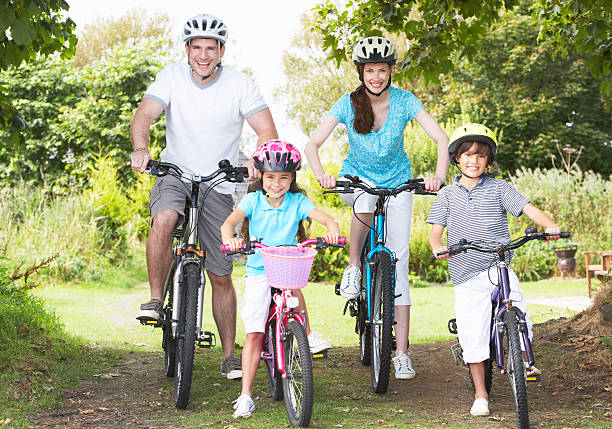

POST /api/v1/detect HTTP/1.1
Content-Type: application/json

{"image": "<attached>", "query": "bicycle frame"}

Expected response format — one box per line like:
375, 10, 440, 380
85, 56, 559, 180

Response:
261, 289, 306, 378
363, 198, 397, 325
492, 255, 535, 373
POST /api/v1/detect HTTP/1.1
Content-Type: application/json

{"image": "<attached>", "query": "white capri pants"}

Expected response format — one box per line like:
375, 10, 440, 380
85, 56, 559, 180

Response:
340, 184, 413, 306
454, 268, 533, 363
240, 275, 271, 334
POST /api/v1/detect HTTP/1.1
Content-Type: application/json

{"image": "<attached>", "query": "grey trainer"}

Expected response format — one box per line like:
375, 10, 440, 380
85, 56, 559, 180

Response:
221, 356, 242, 380
136, 299, 163, 322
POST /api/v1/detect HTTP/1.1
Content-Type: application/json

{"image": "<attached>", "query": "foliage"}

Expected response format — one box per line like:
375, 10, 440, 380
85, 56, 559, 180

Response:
0, 41, 167, 188
309, 0, 611, 110
440, 4, 612, 176
530, 0, 612, 105
0, 0, 77, 142
72, 8, 173, 67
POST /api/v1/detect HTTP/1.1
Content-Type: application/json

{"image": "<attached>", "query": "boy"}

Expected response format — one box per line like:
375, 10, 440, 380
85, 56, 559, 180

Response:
427, 123, 561, 417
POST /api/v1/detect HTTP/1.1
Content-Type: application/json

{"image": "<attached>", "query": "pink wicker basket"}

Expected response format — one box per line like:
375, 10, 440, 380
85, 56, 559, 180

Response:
259, 246, 318, 289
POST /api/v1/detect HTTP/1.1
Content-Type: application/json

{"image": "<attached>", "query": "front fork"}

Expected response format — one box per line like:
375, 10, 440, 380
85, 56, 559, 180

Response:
170, 254, 205, 340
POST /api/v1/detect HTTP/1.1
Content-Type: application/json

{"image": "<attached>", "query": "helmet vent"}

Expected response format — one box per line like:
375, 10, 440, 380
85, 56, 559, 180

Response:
211, 20, 218, 29
192, 19, 198, 29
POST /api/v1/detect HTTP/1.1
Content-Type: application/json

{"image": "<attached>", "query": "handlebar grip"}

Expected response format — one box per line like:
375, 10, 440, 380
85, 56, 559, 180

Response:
338, 236, 347, 245
559, 232, 571, 238
220, 243, 246, 253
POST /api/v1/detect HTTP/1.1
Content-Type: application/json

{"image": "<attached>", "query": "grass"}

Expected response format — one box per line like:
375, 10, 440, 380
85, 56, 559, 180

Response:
33, 263, 589, 351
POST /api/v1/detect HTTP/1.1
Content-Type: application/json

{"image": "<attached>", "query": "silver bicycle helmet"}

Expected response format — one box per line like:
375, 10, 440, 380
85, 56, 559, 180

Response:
182, 14, 228, 45
352, 37, 397, 65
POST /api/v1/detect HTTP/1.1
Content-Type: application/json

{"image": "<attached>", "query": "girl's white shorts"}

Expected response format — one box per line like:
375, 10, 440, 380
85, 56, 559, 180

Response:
240, 275, 271, 334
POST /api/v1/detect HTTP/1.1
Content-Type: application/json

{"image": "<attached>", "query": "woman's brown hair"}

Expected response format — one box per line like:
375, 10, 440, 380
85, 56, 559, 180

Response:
350, 64, 374, 135
239, 174, 311, 242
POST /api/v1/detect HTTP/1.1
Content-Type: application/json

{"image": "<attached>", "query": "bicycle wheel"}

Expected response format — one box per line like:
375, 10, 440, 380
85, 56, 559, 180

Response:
282, 320, 314, 427
359, 254, 371, 365
504, 308, 529, 429
173, 262, 199, 409
370, 251, 394, 394
265, 318, 283, 401
162, 262, 176, 378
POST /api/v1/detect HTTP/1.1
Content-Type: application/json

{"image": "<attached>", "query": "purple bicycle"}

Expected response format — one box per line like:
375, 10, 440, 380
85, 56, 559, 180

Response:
436, 227, 570, 429
221, 236, 346, 427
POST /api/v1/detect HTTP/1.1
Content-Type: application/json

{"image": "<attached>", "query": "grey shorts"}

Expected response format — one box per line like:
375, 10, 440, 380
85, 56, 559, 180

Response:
149, 174, 234, 276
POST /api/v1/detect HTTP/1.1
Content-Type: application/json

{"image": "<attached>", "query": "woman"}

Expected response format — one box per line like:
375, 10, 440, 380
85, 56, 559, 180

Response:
304, 36, 449, 379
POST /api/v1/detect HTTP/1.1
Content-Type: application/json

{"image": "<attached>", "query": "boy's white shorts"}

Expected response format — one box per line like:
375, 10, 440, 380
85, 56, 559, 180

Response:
454, 267, 532, 363
339, 181, 414, 306
240, 275, 271, 334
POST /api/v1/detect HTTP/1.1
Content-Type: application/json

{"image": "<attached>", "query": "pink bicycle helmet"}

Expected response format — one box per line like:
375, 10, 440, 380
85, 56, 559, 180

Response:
253, 140, 302, 172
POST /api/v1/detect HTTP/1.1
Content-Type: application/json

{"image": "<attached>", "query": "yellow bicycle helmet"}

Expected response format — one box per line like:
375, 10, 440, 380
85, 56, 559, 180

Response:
448, 123, 498, 165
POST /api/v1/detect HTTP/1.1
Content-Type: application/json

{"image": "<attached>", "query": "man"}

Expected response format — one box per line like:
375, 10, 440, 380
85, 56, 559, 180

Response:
130, 13, 277, 380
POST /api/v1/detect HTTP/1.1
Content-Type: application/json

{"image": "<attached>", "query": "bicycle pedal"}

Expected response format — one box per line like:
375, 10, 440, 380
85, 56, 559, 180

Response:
311, 350, 328, 360
450, 341, 465, 367
334, 282, 341, 296
197, 331, 216, 348
526, 374, 541, 383
140, 319, 162, 328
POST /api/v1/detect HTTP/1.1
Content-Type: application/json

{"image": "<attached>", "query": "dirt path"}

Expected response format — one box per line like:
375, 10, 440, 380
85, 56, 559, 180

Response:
31, 323, 612, 428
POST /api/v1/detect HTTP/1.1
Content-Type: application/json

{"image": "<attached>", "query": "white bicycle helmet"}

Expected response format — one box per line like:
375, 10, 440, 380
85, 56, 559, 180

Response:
182, 14, 228, 45
352, 37, 397, 65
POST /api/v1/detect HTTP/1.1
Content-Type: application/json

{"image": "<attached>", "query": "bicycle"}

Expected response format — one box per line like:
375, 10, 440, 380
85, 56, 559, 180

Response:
436, 227, 571, 429
221, 236, 346, 427
139, 159, 247, 409
324, 175, 436, 394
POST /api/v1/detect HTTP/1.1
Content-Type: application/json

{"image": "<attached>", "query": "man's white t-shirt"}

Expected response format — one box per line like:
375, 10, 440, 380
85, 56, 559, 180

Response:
144, 64, 268, 194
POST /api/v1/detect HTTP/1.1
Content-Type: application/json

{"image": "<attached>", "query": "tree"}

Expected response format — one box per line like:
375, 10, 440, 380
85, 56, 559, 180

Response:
0, 41, 166, 188
0, 0, 77, 141
72, 8, 173, 67
309, 0, 611, 108
530, 0, 612, 106
440, 4, 612, 175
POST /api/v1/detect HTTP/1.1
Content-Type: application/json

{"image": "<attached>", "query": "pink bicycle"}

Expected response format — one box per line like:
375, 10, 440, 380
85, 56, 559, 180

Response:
221, 236, 346, 427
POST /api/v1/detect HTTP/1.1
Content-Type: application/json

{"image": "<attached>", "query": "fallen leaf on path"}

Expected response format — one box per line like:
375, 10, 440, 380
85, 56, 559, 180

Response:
98, 407, 110, 411
81, 409, 95, 414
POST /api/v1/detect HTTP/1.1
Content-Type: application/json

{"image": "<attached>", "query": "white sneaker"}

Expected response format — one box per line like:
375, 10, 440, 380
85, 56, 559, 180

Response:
308, 331, 332, 353
470, 398, 490, 416
232, 394, 254, 419
392, 352, 416, 379
524, 361, 541, 376
340, 265, 361, 299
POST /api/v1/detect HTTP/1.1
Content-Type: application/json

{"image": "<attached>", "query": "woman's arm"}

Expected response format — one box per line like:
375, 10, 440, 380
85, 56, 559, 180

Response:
429, 223, 450, 259
521, 203, 561, 240
304, 115, 340, 189
415, 110, 450, 191
307, 208, 340, 244
221, 208, 247, 250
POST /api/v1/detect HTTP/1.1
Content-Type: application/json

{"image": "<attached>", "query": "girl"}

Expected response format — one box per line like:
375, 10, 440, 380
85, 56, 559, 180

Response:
305, 36, 449, 379
221, 140, 340, 419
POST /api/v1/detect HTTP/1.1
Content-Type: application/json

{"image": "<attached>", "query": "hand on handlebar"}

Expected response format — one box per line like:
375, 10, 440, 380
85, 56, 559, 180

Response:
223, 237, 244, 252
317, 174, 337, 189
321, 231, 340, 245
424, 176, 445, 192
131, 150, 153, 173
433, 246, 450, 260
244, 158, 260, 181
544, 225, 561, 241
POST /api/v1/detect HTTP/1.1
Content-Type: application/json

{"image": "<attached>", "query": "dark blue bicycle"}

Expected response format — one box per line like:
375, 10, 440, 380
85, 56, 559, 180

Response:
325, 175, 436, 394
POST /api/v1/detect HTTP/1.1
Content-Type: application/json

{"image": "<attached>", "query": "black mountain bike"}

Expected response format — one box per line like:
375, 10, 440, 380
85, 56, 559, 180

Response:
140, 159, 247, 409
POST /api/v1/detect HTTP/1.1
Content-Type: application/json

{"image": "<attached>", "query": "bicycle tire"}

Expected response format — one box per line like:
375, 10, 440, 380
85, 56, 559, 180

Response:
282, 320, 314, 427
265, 318, 283, 401
359, 254, 371, 366
370, 251, 394, 394
163, 262, 176, 378
173, 262, 199, 409
505, 308, 529, 429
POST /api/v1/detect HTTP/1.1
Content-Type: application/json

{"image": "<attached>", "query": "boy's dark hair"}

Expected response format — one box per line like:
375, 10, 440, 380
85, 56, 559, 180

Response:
239, 174, 310, 242
455, 140, 492, 165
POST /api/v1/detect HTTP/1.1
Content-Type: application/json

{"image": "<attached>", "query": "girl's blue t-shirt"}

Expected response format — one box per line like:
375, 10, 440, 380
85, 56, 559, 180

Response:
238, 190, 315, 276
329, 86, 423, 187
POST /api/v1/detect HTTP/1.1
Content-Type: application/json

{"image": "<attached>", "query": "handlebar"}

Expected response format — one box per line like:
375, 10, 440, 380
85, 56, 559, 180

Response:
145, 159, 248, 184
220, 236, 347, 255
431, 229, 571, 260
323, 175, 438, 197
